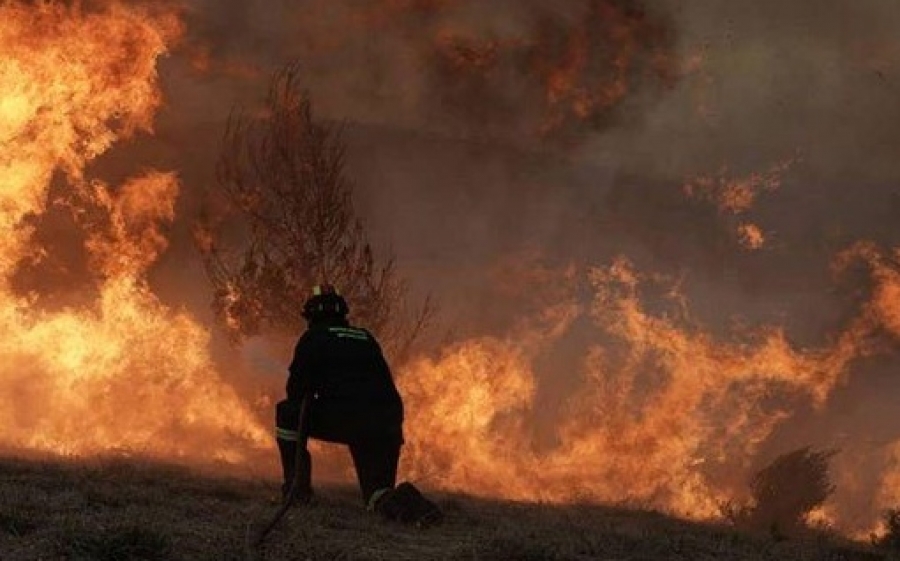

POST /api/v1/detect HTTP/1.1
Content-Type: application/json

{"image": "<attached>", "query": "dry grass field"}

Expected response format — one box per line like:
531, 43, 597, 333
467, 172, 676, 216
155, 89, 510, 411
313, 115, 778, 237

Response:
0, 455, 892, 561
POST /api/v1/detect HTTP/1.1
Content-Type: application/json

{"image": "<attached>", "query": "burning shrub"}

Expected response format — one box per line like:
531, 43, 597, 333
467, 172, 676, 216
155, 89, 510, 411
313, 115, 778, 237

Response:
198, 63, 432, 360
724, 447, 836, 538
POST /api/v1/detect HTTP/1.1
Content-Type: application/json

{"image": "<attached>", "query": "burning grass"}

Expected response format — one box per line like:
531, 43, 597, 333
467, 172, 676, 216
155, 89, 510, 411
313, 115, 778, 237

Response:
0, 454, 888, 561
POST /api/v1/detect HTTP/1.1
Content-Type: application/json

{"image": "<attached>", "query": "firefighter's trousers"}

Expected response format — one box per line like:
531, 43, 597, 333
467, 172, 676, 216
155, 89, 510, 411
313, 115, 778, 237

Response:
276, 398, 401, 505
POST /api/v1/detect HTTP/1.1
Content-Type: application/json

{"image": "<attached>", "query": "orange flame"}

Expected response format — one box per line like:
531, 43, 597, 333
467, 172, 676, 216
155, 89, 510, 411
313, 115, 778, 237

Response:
400, 256, 865, 519
684, 157, 798, 249
876, 442, 900, 537
532, 2, 672, 134
0, 1, 267, 462
417, 0, 676, 139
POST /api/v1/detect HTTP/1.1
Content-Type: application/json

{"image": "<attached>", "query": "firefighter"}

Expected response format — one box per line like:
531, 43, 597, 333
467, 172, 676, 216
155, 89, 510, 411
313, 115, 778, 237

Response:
275, 284, 440, 525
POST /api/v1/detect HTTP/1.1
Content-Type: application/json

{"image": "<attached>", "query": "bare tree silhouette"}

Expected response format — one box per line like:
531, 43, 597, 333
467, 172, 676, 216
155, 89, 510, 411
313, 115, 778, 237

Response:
197, 63, 431, 361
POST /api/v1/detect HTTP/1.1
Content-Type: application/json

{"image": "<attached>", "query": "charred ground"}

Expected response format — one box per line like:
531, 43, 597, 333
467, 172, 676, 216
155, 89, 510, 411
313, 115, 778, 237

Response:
0, 455, 888, 561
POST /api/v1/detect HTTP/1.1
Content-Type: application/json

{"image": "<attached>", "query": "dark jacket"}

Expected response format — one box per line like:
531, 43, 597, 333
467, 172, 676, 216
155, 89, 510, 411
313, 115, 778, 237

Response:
287, 318, 404, 445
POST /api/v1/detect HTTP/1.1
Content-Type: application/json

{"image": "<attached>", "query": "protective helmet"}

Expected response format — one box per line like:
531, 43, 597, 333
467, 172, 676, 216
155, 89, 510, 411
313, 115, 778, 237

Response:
302, 284, 349, 321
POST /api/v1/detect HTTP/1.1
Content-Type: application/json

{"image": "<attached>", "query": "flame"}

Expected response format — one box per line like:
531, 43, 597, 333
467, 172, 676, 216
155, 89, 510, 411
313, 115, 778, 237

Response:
340, 0, 678, 139
805, 504, 838, 530
530, 1, 674, 135
736, 223, 765, 250
877, 443, 900, 517
684, 157, 797, 249
398, 244, 900, 527
0, 1, 267, 462
400, 257, 866, 519
836, 244, 900, 532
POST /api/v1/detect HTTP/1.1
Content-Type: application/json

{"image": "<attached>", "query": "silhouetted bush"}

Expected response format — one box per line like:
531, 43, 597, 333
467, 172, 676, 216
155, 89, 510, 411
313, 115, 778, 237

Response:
724, 447, 836, 538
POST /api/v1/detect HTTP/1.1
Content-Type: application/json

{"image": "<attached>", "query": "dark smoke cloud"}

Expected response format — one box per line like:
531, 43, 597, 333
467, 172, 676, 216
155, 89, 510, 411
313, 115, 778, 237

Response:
596, 0, 900, 174
179, 0, 675, 143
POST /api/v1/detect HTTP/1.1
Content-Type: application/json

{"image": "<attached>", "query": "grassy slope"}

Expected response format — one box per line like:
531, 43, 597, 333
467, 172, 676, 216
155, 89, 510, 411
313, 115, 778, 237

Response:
0, 455, 890, 561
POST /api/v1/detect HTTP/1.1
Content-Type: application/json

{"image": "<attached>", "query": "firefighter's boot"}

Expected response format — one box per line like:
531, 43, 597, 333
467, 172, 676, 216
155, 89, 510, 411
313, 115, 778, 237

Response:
371, 482, 442, 527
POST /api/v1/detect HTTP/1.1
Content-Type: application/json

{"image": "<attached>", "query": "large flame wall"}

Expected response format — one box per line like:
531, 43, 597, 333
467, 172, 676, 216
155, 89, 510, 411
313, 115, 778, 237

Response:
401, 257, 866, 518
0, 1, 267, 462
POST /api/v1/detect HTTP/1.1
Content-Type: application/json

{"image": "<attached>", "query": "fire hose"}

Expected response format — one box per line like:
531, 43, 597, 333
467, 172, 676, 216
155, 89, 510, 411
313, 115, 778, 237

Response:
245, 392, 311, 559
